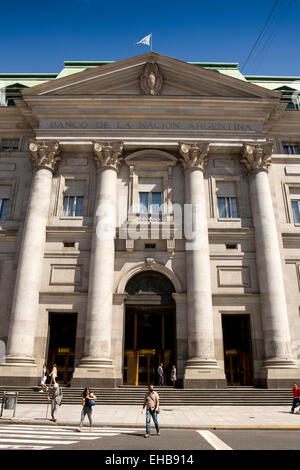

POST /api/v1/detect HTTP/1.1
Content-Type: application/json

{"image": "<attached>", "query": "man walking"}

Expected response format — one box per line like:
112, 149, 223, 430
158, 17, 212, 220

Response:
291, 383, 300, 414
157, 363, 164, 386
142, 384, 160, 438
47, 382, 63, 422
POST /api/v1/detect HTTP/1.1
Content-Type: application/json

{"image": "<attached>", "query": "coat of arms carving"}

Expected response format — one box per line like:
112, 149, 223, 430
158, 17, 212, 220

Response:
140, 61, 163, 96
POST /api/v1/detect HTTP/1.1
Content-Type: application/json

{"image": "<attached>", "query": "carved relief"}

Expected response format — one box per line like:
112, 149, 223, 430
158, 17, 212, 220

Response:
29, 141, 61, 173
241, 142, 273, 175
179, 142, 210, 171
140, 61, 163, 96
93, 141, 124, 172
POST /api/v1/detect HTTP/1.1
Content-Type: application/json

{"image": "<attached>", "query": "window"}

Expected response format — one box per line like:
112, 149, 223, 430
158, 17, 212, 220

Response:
216, 181, 238, 219
0, 199, 9, 220
138, 191, 162, 221
62, 179, 86, 217
63, 196, 84, 216
138, 177, 163, 221
1, 139, 19, 152
286, 102, 298, 110
218, 197, 238, 218
291, 200, 300, 223
283, 144, 300, 155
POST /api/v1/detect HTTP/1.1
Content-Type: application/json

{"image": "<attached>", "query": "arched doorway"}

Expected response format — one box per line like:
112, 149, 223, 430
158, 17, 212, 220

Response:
123, 271, 176, 386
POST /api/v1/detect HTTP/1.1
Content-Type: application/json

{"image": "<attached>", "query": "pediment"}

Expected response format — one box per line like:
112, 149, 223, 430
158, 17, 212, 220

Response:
22, 52, 280, 100
125, 149, 177, 168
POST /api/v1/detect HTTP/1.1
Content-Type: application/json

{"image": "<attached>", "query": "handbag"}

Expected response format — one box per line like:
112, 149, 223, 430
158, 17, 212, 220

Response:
85, 397, 96, 407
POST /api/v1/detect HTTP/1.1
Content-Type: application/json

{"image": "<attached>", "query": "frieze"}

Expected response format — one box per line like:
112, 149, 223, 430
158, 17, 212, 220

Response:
40, 119, 261, 132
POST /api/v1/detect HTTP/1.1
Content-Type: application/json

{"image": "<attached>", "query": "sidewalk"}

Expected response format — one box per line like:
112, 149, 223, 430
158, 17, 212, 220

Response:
1, 404, 300, 429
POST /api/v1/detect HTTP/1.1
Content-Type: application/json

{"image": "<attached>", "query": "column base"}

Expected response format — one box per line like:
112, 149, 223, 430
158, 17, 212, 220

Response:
71, 357, 120, 388
0, 360, 38, 387
260, 358, 299, 388
183, 358, 227, 389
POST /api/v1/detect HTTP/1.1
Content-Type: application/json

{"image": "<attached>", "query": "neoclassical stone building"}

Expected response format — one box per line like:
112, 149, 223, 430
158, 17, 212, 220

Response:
0, 52, 300, 388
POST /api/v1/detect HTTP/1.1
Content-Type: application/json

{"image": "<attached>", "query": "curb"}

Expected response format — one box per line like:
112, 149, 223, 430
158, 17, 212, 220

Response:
1, 419, 300, 431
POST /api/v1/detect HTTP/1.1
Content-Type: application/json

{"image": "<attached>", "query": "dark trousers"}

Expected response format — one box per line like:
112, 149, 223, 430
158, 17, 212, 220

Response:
291, 397, 300, 413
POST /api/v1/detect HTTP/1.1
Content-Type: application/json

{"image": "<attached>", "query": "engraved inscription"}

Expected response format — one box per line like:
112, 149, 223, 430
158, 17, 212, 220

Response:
42, 119, 260, 132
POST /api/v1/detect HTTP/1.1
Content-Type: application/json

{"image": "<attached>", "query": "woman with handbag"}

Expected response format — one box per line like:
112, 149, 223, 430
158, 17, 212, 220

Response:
76, 387, 97, 432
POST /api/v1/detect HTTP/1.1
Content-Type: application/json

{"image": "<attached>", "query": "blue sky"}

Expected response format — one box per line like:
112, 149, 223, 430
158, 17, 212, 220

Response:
1, 0, 299, 76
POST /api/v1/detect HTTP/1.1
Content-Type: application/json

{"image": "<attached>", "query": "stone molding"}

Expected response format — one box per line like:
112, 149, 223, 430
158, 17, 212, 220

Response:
241, 142, 273, 175
29, 141, 61, 173
93, 141, 124, 172
140, 61, 163, 96
179, 142, 210, 171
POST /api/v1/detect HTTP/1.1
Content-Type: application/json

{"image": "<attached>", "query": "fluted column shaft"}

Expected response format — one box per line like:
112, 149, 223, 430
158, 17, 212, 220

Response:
80, 142, 123, 367
180, 143, 217, 366
242, 143, 295, 366
6, 141, 60, 364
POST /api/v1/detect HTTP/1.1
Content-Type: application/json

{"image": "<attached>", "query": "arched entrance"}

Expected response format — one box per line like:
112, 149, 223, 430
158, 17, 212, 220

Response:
123, 271, 176, 386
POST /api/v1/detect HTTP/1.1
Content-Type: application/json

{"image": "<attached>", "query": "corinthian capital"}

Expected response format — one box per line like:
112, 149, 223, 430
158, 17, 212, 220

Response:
93, 141, 124, 172
179, 142, 210, 171
29, 141, 61, 173
241, 142, 273, 175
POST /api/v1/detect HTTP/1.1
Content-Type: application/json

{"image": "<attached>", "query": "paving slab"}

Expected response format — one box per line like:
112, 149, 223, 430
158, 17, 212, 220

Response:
1, 404, 300, 429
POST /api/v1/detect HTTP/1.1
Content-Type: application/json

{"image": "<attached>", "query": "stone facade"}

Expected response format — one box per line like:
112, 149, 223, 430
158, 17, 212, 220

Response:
0, 52, 300, 388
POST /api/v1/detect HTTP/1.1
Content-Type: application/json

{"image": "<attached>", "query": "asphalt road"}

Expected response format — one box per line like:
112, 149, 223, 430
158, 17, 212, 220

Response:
1, 424, 300, 454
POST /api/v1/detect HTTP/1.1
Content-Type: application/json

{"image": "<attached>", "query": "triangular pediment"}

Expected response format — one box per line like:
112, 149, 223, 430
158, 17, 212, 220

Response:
22, 52, 280, 100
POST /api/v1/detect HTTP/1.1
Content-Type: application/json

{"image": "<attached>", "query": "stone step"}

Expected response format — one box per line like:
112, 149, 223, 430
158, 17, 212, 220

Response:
0, 386, 293, 406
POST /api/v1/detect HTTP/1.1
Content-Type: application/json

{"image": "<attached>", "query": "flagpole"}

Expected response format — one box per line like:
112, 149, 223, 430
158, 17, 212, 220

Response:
150, 32, 152, 52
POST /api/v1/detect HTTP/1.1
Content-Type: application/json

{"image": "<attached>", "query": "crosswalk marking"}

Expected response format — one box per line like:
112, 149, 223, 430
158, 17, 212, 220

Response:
0, 429, 119, 438
197, 430, 232, 451
0, 424, 142, 450
0, 438, 78, 445
0, 444, 51, 450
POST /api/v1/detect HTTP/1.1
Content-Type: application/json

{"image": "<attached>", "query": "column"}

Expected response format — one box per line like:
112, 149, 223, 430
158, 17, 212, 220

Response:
72, 141, 123, 388
180, 142, 226, 388
0, 141, 60, 385
241, 142, 297, 387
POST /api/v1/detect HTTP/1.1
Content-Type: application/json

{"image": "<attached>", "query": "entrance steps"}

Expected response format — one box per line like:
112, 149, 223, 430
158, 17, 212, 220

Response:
0, 385, 293, 406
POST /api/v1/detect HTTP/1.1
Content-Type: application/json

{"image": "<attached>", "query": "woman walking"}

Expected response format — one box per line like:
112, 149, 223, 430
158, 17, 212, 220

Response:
39, 363, 48, 392
49, 363, 57, 386
76, 387, 97, 432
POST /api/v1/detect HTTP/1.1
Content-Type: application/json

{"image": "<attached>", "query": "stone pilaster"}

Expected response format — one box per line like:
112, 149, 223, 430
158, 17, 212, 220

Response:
180, 142, 226, 388
0, 141, 60, 386
72, 141, 123, 388
241, 142, 297, 387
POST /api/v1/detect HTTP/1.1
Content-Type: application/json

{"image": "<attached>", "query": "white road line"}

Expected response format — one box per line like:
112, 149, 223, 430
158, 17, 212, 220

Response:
0, 444, 51, 450
197, 430, 232, 451
0, 425, 139, 432
0, 433, 115, 440
0, 438, 77, 445
0, 429, 119, 437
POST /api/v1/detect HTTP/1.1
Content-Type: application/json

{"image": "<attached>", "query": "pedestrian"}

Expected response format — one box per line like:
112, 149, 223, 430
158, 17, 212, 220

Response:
141, 384, 160, 438
49, 363, 57, 386
170, 364, 177, 387
157, 363, 164, 386
47, 382, 63, 422
39, 363, 48, 392
76, 387, 97, 432
291, 383, 300, 414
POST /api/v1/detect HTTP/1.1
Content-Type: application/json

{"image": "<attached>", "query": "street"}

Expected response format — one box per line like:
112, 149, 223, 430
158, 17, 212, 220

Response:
0, 424, 300, 452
